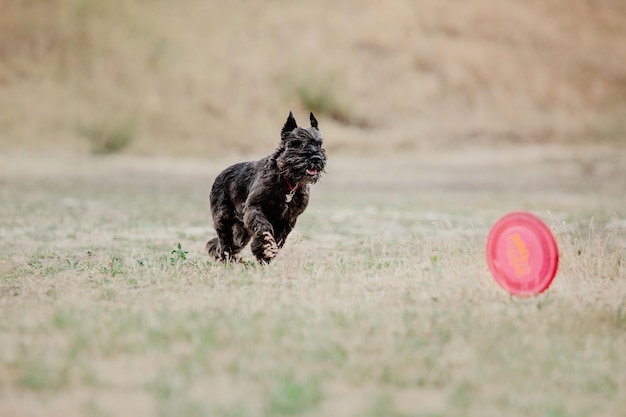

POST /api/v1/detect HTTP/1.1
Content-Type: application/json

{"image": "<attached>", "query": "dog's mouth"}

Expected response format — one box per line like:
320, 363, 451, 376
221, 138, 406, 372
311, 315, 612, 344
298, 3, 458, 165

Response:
304, 154, 325, 179
305, 168, 319, 177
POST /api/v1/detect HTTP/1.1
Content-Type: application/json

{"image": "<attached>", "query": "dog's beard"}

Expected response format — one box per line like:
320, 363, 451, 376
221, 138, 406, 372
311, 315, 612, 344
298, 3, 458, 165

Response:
277, 151, 325, 185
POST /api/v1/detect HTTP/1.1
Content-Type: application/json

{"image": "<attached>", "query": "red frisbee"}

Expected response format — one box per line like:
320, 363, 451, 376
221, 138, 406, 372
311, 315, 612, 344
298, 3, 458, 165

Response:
486, 212, 559, 296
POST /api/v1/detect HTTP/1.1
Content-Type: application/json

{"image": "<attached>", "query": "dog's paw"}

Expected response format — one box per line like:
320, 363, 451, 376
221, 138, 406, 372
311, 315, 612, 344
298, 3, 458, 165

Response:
262, 231, 279, 259
222, 251, 243, 264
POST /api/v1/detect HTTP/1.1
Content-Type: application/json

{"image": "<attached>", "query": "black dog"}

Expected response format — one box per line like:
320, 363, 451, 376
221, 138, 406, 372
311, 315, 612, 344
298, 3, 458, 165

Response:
206, 112, 327, 263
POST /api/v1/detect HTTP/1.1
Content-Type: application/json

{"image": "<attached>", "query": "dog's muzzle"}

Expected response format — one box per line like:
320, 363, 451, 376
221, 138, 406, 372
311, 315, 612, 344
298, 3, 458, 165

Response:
306, 155, 325, 177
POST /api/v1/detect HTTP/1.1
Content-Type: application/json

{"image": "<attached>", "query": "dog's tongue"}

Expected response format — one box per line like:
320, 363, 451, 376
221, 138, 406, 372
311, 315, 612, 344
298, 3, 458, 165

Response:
306, 168, 318, 176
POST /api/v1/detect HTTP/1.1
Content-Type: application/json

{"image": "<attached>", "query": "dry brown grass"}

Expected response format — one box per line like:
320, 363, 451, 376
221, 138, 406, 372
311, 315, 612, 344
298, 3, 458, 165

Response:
1, 0, 625, 156
0, 146, 624, 416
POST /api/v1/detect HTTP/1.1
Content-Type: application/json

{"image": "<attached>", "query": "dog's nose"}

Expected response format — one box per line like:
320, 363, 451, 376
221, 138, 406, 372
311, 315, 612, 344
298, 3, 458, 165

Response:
310, 155, 323, 164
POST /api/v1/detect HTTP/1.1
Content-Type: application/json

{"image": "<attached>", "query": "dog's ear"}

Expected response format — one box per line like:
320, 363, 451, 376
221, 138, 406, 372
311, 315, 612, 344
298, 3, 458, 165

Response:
310, 112, 318, 130
281, 111, 298, 139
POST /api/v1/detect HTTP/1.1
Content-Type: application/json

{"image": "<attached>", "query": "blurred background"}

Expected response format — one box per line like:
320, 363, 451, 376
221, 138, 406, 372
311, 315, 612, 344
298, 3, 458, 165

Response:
1, 0, 625, 157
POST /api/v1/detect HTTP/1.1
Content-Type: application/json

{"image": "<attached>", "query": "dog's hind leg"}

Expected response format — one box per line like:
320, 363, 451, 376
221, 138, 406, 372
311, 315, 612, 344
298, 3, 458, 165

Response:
207, 217, 252, 262
205, 237, 222, 260
213, 216, 238, 261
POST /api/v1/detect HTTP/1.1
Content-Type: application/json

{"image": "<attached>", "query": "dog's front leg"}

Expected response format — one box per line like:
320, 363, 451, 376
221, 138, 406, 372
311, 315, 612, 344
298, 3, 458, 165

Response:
274, 217, 297, 250
244, 205, 279, 263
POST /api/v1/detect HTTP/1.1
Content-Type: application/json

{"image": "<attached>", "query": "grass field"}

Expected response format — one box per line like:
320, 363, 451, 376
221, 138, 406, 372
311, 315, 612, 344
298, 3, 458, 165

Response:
1, 1, 624, 415
0, 146, 624, 417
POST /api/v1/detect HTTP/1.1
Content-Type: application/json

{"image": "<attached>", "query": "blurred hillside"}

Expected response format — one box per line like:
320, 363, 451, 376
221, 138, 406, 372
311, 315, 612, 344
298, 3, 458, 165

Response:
1, 0, 625, 156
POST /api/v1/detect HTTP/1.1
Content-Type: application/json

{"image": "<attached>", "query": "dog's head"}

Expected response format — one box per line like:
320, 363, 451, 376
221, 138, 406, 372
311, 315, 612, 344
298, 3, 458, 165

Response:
276, 111, 327, 184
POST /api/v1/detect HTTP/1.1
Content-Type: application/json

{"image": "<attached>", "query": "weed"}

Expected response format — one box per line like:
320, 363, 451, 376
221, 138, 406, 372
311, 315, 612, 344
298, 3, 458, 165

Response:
146, 365, 210, 417
81, 400, 109, 417
101, 255, 126, 276
99, 287, 116, 301
295, 78, 360, 126
78, 119, 135, 154
364, 394, 420, 417
53, 310, 79, 330
450, 380, 479, 411
18, 358, 67, 391
265, 374, 323, 416
169, 243, 188, 266
27, 258, 43, 270
309, 341, 349, 366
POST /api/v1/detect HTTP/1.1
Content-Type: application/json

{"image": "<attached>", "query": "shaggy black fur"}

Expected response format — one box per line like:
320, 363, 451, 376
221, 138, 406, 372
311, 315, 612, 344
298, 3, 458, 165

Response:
206, 112, 327, 263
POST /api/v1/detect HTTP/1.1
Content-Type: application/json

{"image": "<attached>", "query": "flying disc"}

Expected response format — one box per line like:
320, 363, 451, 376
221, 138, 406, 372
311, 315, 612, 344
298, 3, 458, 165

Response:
486, 212, 559, 296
